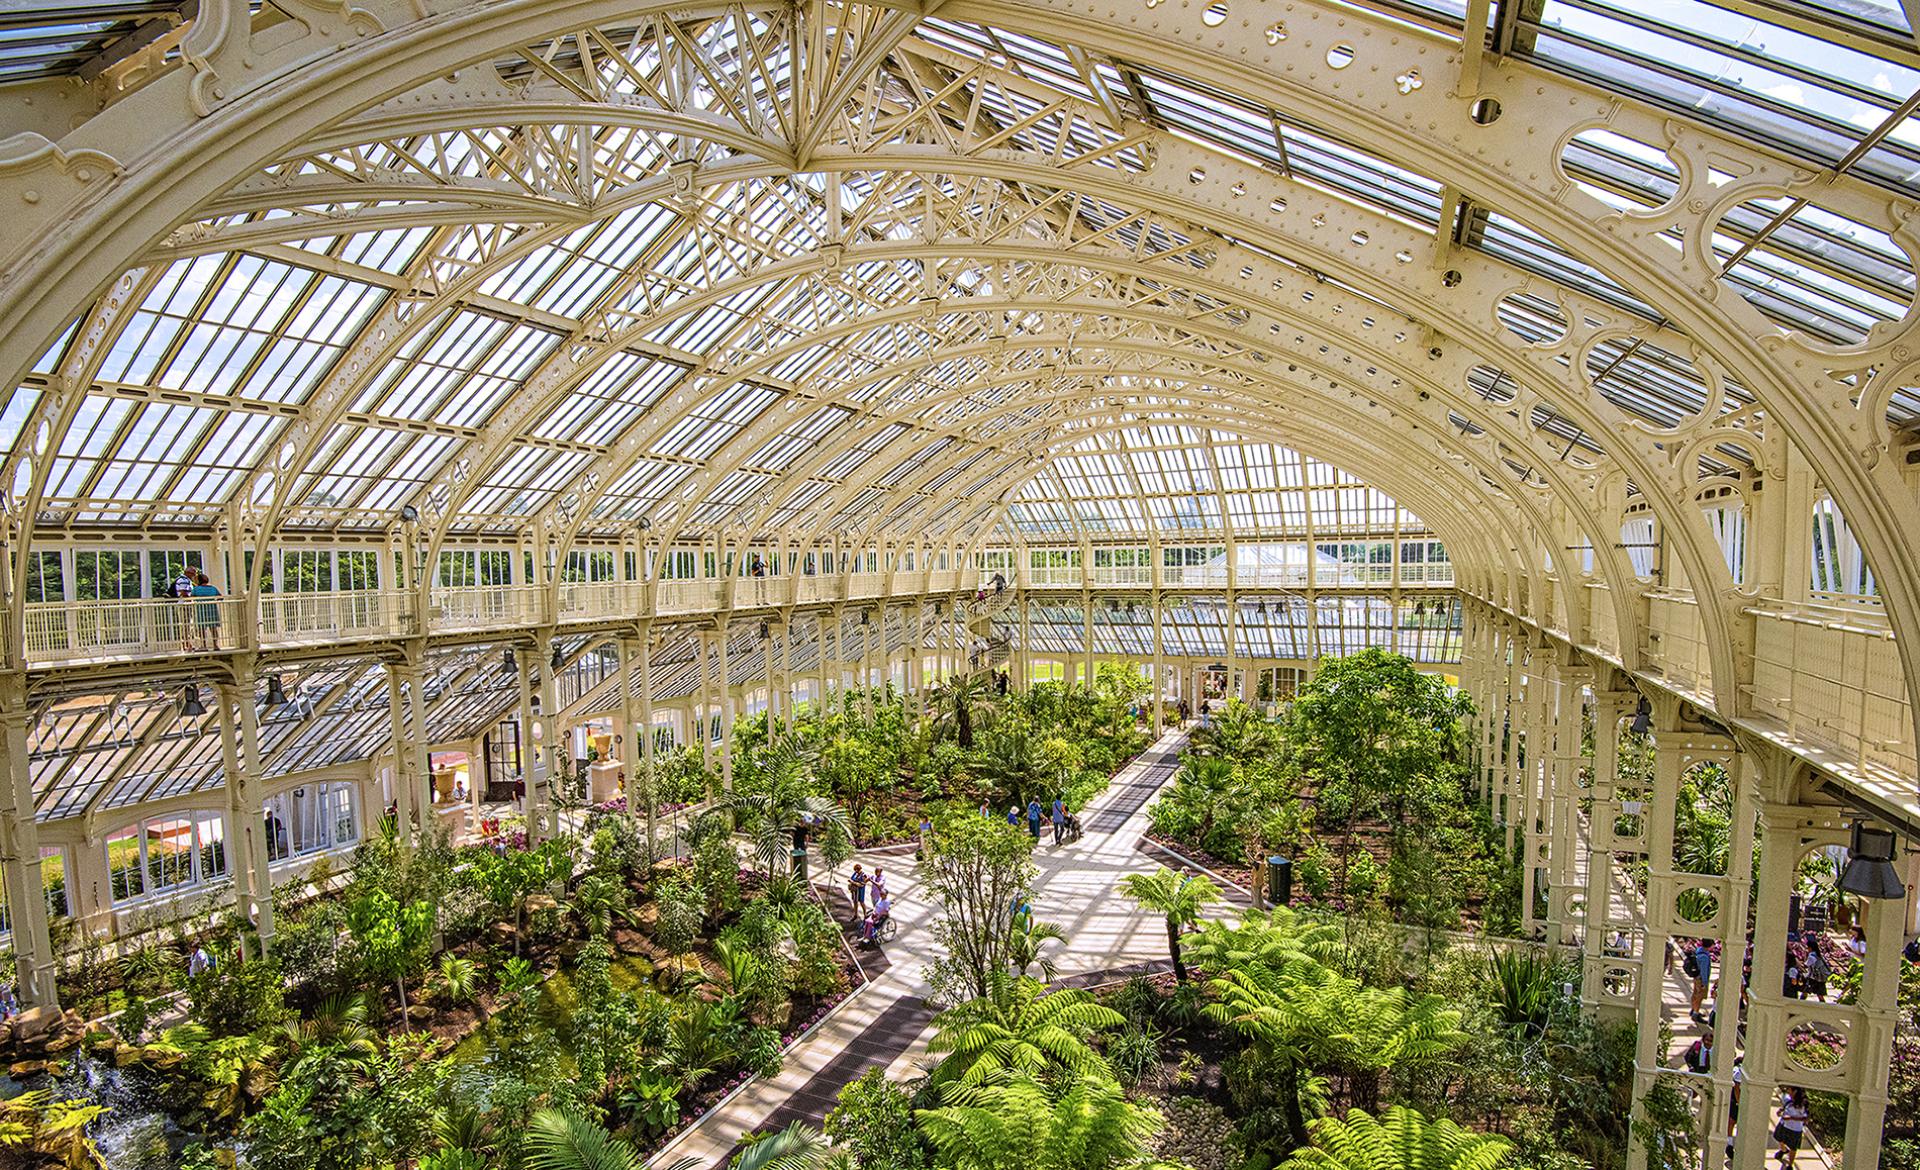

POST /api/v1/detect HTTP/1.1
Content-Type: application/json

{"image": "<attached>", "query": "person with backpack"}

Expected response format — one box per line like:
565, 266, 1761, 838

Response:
1683, 1029, 1713, 1074
1773, 1087, 1810, 1162
168, 565, 196, 648
1689, 938, 1714, 1021
1803, 943, 1831, 1001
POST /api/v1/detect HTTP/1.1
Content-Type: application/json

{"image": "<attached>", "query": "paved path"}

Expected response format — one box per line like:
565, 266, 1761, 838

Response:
649, 725, 1194, 1168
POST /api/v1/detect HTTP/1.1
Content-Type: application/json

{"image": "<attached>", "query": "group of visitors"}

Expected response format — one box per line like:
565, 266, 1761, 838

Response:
165, 567, 224, 650
1667, 921, 1891, 1164
1678, 923, 1869, 1029
982, 797, 1080, 844
845, 864, 891, 944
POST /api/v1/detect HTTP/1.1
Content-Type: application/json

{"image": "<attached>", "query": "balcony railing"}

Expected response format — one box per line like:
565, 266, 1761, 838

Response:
730, 577, 788, 610
430, 584, 546, 633
260, 589, 411, 645
656, 580, 724, 616
23, 595, 246, 664
18, 563, 1474, 670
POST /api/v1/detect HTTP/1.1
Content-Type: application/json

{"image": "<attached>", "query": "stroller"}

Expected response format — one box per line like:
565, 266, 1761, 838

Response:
1063, 811, 1084, 842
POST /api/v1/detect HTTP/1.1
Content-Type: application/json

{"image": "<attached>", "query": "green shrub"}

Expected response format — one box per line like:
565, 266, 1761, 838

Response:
1106, 1024, 1161, 1086
655, 877, 704, 954
692, 831, 742, 918
188, 955, 290, 1036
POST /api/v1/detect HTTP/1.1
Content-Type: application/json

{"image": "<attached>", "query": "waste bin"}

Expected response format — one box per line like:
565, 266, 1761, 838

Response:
791, 845, 809, 883
1267, 856, 1293, 907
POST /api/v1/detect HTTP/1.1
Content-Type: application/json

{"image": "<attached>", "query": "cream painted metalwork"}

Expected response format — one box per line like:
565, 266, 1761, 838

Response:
3, 0, 1920, 1163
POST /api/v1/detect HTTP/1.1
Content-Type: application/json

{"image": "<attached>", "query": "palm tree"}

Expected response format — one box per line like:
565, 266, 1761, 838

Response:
928, 970, 1126, 1087
523, 1108, 701, 1170
972, 722, 1045, 806
717, 738, 850, 876
278, 992, 377, 1071
1007, 919, 1069, 981
1188, 700, 1273, 760
932, 673, 1000, 749
916, 1074, 1163, 1170
1278, 1106, 1513, 1170
1119, 867, 1221, 982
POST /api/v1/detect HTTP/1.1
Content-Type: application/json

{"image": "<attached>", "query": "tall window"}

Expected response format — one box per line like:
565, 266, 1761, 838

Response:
0, 848, 69, 940
105, 812, 227, 904
281, 550, 334, 592
24, 552, 63, 602
1810, 498, 1876, 597
147, 549, 205, 597
74, 550, 142, 601
338, 550, 381, 590
262, 782, 359, 863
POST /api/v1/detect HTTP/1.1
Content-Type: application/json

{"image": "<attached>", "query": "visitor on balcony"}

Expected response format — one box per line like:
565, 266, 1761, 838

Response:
169, 566, 197, 648
749, 556, 766, 578
191, 571, 223, 650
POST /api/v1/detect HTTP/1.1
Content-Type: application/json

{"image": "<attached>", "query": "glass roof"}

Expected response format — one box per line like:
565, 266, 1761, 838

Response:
7, 0, 1904, 820
11, 5, 1911, 547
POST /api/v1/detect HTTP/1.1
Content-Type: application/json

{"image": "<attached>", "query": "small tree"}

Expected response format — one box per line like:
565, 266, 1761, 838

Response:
347, 889, 434, 1015
1119, 867, 1220, 982
1284, 648, 1469, 905
923, 812, 1036, 1002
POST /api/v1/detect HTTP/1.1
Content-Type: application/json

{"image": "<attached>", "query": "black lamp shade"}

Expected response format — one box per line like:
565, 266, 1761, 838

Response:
502, 647, 518, 674
1838, 822, 1906, 900
263, 675, 287, 708
550, 644, 565, 671
1629, 696, 1651, 736
179, 685, 207, 717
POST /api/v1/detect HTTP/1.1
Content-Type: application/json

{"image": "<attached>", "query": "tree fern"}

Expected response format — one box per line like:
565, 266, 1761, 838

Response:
929, 970, 1126, 1086
733, 1121, 837, 1170
917, 1074, 1164, 1170
1279, 1106, 1513, 1170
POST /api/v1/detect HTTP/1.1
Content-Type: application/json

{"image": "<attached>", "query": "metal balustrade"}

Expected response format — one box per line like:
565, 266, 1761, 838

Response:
23, 595, 246, 665
1747, 600, 1913, 780
655, 580, 724, 616
430, 584, 546, 634
556, 581, 639, 623
794, 576, 838, 604
1641, 592, 1715, 706
730, 577, 789, 610
1159, 564, 1228, 587
18, 563, 1488, 672
259, 589, 411, 645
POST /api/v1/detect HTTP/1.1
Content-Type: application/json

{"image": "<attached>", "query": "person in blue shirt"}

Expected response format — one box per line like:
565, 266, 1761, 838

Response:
1690, 938, 1714, 1021
1051, 797, 1067, 844
1026, 798, 1043, 840
191, 571, 223, 650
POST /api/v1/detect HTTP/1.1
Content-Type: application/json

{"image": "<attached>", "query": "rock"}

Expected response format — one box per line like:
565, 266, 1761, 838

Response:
138, 1046, 185, 1071
11, 1005, 61, 1045
8, 1058, 60, 1078
111, 1042, 143, 1068
406, 1003, 435, 1023
523, 893, 560, 914
44, 1029, 82, 1055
